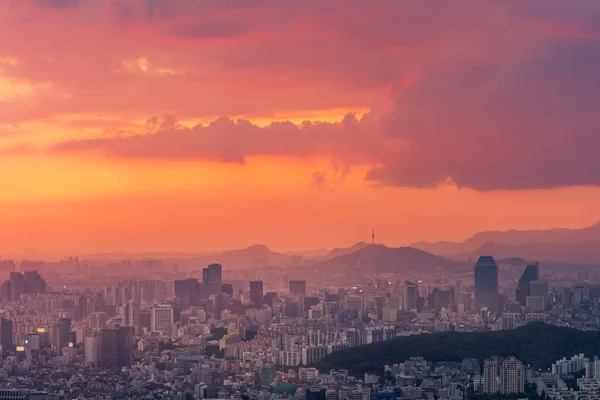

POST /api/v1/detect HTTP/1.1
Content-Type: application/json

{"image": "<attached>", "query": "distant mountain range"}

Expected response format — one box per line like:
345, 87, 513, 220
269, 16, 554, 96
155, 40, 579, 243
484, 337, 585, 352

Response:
78, 241, 466, 272
84, 244, 293, 269
411, 221, 600, 264
70, 221, 600, 268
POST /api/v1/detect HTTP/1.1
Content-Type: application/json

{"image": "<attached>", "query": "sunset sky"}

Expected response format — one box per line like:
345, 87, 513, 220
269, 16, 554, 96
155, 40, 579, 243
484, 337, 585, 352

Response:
1, 0, 600, 256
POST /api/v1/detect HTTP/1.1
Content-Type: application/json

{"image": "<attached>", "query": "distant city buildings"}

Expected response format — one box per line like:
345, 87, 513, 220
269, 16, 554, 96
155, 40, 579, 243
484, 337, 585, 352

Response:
1, 254, 600, 398
0, 270, 47, 303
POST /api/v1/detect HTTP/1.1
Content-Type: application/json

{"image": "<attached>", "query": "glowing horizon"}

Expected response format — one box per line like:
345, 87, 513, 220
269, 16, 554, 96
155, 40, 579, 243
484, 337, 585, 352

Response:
1, 0, 600, 256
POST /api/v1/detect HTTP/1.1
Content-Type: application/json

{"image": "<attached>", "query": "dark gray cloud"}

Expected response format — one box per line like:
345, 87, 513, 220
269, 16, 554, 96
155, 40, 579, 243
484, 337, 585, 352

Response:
32, 0, 82, 9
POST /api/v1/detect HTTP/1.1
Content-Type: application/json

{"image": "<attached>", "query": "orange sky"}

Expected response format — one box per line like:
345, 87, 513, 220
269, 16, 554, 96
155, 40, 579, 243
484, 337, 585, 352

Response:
1, 0, 600, 257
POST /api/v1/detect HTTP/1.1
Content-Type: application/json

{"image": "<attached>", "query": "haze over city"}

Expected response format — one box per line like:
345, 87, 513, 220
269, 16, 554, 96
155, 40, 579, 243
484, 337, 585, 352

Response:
2, 0, 600, 255
3, 2, 600, 400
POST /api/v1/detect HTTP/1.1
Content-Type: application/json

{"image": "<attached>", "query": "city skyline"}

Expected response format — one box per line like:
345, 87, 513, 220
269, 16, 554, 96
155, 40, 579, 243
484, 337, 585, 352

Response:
1, 243, 600, 398
2, 0, 600, 254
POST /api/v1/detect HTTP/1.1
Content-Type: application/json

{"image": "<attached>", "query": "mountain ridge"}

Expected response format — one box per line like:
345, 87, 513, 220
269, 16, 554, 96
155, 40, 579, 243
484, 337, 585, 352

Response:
411, 220, 600, 259
316, 244, 465, 273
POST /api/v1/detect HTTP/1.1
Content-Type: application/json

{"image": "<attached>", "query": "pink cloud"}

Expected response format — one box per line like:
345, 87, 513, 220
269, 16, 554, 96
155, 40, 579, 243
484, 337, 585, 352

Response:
3, 0, 600, 190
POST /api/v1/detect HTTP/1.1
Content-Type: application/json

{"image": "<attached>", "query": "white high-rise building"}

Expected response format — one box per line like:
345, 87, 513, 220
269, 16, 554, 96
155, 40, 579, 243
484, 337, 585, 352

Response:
84, 331, 100, 365
151, 304, 174, 335
500, 357, 524, 394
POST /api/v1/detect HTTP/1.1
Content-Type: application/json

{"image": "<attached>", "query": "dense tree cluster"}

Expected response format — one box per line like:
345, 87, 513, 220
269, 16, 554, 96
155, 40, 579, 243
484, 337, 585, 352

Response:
317, 323, 600, 376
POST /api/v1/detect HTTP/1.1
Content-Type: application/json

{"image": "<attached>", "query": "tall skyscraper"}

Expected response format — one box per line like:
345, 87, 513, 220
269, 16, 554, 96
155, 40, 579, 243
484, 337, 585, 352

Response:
500, 357, 524, 394
203, 264, 223, 284
151, 304, 174, 335
175, 278, 200, 307
200, 264, 223, 299
474, 256, 499, 313
404, 281, 419, 311
53, 318, 72, 355
289, 280, 306, 296
516, 262, 539, 305
99, 325, 134, 368
9, 272, 25, 302
250, 281, 264, 307
0, 318, 13, 351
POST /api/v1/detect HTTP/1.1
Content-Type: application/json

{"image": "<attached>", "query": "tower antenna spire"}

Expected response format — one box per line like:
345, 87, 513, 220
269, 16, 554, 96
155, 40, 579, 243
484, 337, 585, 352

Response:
372, 228, 375, 246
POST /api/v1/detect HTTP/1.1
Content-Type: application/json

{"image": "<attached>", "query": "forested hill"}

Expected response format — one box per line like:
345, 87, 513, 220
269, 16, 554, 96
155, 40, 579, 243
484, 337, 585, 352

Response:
317, 323, 600, 376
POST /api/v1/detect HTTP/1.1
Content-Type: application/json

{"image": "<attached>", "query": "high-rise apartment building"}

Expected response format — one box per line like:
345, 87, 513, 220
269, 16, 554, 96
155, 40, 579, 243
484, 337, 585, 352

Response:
250, 281, 264, 307
516, 262, 539, 305
474, 256, 499, 313
84, 331, 100, 365
483, 357, 500, 394
500, 357, 524, 394
404, 281, 419, 311
89, 312, 107, 330
151, 304, 174, 335
289, 280, 306, 297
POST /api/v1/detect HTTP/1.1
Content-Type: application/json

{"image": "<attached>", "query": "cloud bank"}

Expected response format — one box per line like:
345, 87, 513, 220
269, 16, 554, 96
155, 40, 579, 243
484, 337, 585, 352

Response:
3, 0, 600, 190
